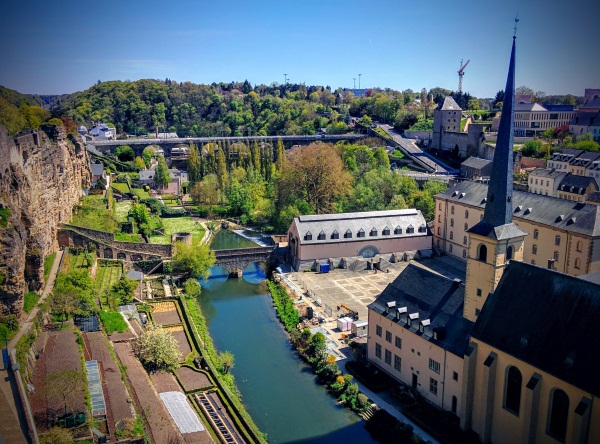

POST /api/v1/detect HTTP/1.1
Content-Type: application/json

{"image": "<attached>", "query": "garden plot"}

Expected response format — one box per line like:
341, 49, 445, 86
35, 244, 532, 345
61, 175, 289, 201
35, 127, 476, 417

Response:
162, 326, 192, 358
151, 301, 181, 325
175, 367, 212, 392
148, 216, 205, 245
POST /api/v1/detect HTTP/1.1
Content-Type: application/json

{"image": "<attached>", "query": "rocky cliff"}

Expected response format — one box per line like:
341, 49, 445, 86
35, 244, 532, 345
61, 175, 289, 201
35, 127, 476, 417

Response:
0, 125, 90, 315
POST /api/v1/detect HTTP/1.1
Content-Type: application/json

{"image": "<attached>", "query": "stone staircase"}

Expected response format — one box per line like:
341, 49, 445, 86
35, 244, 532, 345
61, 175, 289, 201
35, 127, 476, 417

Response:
360, 403, 381, 420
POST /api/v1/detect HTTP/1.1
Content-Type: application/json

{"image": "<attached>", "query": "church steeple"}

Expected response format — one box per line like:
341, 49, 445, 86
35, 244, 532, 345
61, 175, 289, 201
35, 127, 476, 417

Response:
482, 36, 517, 227
463, 29, 527, 323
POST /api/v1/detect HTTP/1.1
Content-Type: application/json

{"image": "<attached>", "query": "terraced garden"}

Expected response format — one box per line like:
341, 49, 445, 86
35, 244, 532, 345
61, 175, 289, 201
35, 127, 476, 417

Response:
148, 216, 205, 245
95, 261, 123, 292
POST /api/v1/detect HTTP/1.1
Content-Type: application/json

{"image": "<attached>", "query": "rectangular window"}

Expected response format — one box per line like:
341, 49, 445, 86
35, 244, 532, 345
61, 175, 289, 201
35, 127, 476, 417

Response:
395, 336, 402, 349
476, 288, 482, 297
430, 378, 438, 396
475, 308, 481, 316
385, 349, 392, 365
429, 358, 441, 374
394, 355, 401, 371
376, 325, 382, 337
375, 343, 381, 358
385, 331, 392, 343
453, 371, 458, 381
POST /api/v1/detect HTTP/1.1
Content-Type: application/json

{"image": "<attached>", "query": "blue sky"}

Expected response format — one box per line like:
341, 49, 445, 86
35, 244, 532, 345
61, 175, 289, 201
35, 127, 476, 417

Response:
1, 0, 598, 97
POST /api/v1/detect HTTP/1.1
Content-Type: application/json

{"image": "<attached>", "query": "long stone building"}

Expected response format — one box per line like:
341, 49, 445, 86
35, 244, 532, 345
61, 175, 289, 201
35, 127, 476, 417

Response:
433, 182, 600, 276
287, 209, 432, 270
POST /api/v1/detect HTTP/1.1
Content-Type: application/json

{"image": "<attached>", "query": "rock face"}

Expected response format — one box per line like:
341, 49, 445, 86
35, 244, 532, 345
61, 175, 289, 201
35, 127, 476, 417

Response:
0, 125, 90, 315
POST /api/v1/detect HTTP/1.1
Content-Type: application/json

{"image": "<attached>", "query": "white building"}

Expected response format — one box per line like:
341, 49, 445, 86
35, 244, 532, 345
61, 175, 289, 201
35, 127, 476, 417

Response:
514, 103, 575, 137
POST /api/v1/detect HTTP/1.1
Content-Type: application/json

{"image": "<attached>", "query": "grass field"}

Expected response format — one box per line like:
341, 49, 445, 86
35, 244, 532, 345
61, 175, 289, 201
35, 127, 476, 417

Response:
71, 195, 117, 232
112, 183, 130, 193
95, 262, 122, 292
99, 310, 129, 333
114, 201, 132, 223
148, 216, 205, 245
43, 253, 56, 279
131, 188, 151, 199
23, 291, 40, 313
63, 252, 95, 273
114, 232, 141, 242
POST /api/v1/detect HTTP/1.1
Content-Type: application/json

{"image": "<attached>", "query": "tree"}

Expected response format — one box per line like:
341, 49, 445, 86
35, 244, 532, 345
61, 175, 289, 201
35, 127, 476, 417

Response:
129, 203, 150, 225
142, 146, 155, 167
133, 323, 182, 370
172, 241, 215, 279
219, 351, 235, 374
40, 427, 74, 444
115, 145, 135, 162
522, 139, 543, 157
183, 278, 201, 299
281, 143, 351, 214
134, 156, 146, 171
51, 289, 79, 323
111, 275, 137, 305
45, 370, 85, 415
155, 154, 170, 188
515, 86, 534, 97
187, 143, 202, 186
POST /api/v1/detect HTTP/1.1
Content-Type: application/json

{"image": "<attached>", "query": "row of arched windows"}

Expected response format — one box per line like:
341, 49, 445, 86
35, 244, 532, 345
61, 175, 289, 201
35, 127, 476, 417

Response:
503, 366, 569, 442
303, 225, 425, 241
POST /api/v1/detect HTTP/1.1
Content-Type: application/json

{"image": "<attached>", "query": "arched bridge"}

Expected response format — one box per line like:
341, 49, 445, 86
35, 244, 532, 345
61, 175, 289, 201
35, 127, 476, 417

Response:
214, 246, 275, 274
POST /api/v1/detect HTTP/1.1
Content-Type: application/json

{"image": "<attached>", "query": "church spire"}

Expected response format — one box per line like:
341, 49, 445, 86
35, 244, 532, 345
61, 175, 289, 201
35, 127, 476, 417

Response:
482, 33, 516, 227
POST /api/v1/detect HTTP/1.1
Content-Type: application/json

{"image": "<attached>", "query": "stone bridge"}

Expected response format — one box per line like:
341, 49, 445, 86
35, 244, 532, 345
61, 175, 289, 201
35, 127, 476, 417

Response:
214, 246, 275, 275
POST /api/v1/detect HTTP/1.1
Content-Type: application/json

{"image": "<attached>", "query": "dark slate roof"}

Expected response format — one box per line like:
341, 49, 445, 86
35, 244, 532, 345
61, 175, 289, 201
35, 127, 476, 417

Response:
468, 221, 527, 241
436, 181, 600, 237
528, 168, 566, 179
292, 210, 428, 245
549, 149, 584, 161
439, 96, 461, 111
571, 151, 600, 166
587, 191, 600, 203
472, 261, 600, 397
515, 103, 547, 112
543, 104, 575, 111
367, 263, 473, 357
461, 157, 492, 169
581, 98, 600, 110
558, 175, 598, 193
90, 163, 104, 176
570, 112, 599, 126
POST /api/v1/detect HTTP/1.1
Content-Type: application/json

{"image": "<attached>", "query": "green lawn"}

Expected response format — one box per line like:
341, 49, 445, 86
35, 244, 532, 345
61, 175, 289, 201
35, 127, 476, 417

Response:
99, 310, 129, 333
96, 262, 122, 293
114, 232, 141, 242
112, 183, 130, 193
71, 195, 117, 232
43, 253, 56, 279
64, 252, 95, 273
114, 201, 132, 223
23, 291, 40, 313
131, 188, 151, 199
391, 150, 405, 159
148, 216, 205, 245
373, 127, 392, 139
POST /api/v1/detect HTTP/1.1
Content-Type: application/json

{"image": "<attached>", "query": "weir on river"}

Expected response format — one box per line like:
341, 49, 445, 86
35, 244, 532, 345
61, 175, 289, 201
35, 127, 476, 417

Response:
199, 230, 378, 443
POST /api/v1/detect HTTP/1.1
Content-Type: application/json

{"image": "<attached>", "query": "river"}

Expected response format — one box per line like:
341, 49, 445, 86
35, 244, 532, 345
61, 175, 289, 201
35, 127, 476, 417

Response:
199, 229, 378, 444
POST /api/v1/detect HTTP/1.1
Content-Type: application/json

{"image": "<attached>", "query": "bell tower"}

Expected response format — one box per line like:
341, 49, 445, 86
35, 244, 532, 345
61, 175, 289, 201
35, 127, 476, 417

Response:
463, 33, 527, 322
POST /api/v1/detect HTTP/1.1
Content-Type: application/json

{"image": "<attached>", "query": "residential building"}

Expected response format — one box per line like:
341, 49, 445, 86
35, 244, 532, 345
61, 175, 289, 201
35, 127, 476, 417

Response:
569, 112, 599, 137
556, 175, 599, 202
546, 149, 584, 171
460, 157, 492, 180
90, 163, 109, 189
434, 182, 600, 275
287, 209, 432, 270
567, 151, 600, 176
463, 261, 600, 444
88, 123, 115, 140
367, 264, 472, 414
527, 168, 567, 196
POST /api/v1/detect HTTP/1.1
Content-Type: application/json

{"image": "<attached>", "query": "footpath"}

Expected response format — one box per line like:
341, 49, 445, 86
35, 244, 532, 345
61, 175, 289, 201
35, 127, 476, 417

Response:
0, 249, 64, 444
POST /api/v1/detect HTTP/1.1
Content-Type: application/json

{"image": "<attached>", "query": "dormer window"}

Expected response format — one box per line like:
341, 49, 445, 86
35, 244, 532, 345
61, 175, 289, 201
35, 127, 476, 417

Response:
304, 231, 312, 241
357, 228, 365, 238
344, 229, 352, 239
394, 226, 402, 235
317, 231, 326, 240
331, 230, 339, 240
370, 227, 378, 236
406, 225, 414, 234
382, 226, 390, 235
418, 225, 426, 233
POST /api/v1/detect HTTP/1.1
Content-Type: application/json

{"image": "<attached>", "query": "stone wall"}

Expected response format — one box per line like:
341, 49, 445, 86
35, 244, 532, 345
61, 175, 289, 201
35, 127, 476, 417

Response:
58, 225, 172, 260
0, 126, 90, 315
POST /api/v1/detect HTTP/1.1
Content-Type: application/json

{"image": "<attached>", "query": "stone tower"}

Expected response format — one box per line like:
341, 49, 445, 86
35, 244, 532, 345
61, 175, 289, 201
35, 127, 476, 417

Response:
463, 35, 527, 322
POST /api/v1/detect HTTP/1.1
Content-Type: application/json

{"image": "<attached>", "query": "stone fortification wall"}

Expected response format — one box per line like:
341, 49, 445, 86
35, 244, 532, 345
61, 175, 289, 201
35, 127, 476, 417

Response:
0, 126, 90, 315
58, 225, 172, 260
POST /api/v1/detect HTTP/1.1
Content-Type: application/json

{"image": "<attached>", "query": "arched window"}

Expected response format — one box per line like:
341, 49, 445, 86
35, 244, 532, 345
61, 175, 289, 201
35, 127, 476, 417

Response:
462, 249, 467, 258
451, 206, 455, 214
554, 251, 559, 261
547, 389, 569, 442
555, 235, 561, 246
532, 244, 538, 254
531, 260, 536, 265
449, 244, 453, 253
449, 231, 454, 240
504, 366, 522, 415
451, 218, 454, 227
478, 244, 487, 262
465, 210, 469, 218
576, 240, 583, 252
575, 258, 581, 269
506, 246, 513, 261
464, 223, 468, 231
463, 236, 467, 245
437, 227, 441, 235
533, 229, 539, 239
438, 202, 442, 210
438, 215, 441, 223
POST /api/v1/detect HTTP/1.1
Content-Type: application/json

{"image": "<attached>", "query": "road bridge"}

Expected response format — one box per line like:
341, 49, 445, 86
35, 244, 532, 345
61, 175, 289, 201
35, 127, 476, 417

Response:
214, 246, 275, 276
88, 134, 367, 155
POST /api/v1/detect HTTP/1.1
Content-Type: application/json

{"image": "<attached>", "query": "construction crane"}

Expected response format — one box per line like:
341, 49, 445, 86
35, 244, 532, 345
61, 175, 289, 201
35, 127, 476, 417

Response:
338, 304, 359, 320
457, 59, 470, 94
